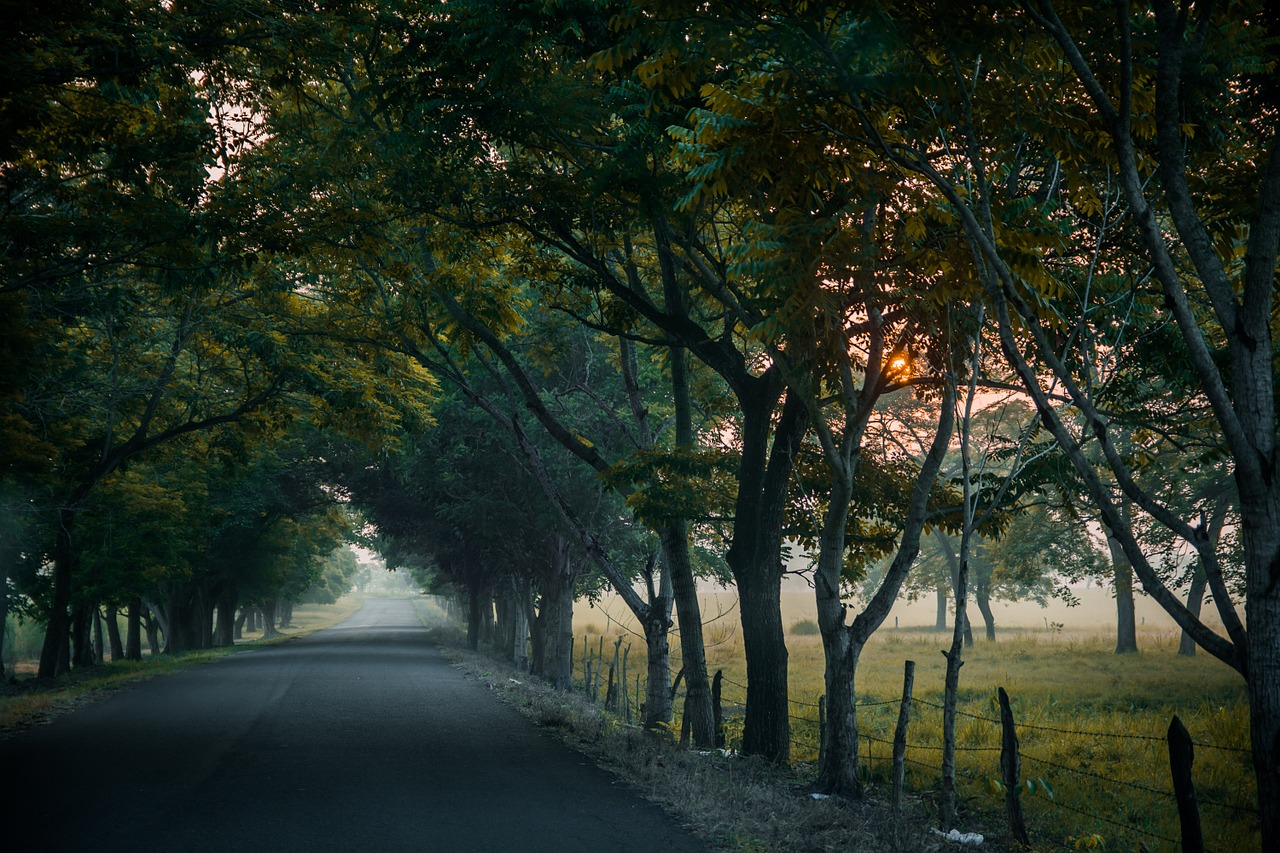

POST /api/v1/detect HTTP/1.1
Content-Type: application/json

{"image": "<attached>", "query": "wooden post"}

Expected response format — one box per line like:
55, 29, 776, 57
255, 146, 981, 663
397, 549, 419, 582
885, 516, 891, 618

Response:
594, 636, 604, 698
892, 660, 916, 847
998, 687, 1030, 847
1168, 715, 1204, 853
818, 695, 827, 769
712, 669, 724, 748
621, 643, 630, 723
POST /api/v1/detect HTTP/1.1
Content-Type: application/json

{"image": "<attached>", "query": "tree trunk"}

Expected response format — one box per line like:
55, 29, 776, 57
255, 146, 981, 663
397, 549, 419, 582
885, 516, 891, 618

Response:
38, 508, 77, 678
539, 540, 576, 690
725, 387, 806, 764
143, 608, 161, 658
738, 571, 788, 761
935, 583, 948, 631
126, 597, 142, 660
92, 605, 104, 665
1106, 527, 1139, 654
813, 380, 956, 798
941, 555, 971, 827
1179, 571, 1207, 657
661, 339, 715, 746
495, 592, 512, 656
105, 605, 124, 661
233, 608, 247, 641
974, 577, 996, 641
260, 600, 280, 638
213, 587, 236, 647
71, 601, 94, 668
1180, 493, 1229, 657
507, 581, 530, 670
537, 545, 578, 691
466, 583, 482, 652
526, 591, 545, 678
642, 609, 673, 729
0, 558, 9, 681
659, 522, 713, 745
278, 600, 293, 629
1240, 488, 1280, 846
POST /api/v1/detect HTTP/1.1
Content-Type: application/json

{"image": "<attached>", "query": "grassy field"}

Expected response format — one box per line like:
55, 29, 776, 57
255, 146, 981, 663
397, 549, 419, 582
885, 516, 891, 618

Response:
574, 584, 1257, 852
1, 594, 366, 734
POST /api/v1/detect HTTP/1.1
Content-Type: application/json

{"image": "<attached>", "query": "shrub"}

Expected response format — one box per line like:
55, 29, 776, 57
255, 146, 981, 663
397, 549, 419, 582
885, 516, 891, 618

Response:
790, 618, 819, 636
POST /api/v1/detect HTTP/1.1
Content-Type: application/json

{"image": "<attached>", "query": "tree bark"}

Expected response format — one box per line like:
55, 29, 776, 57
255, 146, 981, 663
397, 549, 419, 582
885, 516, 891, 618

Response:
213, 586, 237, 647
934, 583, 948, 631
941, 553, 970, 827
974, 576, 996, 641
728, 385, 807, 763
466, 583, 482, 652
38, 507, 77, 678
105, 605, 124, 661
658, 339, 715, 747
260, 599, 280, 638
660, 521, 714, 746
0, 558, 9, 681
92, 605, 104, 665
71, 601, 94, 668
642, 608, 673, 729
142, 606, 161, 657
1179, 572, 1207, 657
1106, 526, 1139, 655
814, 384, 956, 797
125, 597, 142, 660
534, 537, 576, 690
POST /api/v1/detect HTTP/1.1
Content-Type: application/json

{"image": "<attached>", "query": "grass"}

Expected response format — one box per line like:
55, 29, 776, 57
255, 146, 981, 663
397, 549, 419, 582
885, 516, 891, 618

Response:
569, 601, 1257, 852
1, 594, 365, 735
445, 647, 928, 853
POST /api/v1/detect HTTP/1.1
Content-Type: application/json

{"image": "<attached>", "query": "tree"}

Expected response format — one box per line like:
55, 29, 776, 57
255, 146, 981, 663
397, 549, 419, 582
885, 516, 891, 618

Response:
776, 1, 1280, 836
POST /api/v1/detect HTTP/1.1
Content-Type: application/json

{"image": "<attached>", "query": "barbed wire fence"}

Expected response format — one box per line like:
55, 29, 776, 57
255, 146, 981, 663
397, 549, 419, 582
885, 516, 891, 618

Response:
569, 638, 1258, 849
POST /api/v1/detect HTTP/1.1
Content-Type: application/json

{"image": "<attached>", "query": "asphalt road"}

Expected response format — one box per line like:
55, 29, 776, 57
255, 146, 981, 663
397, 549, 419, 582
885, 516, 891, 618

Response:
0, 598, 709, 852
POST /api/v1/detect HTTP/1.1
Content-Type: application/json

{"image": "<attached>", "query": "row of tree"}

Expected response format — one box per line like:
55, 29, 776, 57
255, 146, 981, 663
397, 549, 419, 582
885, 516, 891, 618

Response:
3, 0, 1274, 843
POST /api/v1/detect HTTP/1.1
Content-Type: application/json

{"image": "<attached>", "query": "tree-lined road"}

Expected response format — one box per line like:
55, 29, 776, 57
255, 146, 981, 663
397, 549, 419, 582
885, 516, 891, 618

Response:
0, 599, 707, 852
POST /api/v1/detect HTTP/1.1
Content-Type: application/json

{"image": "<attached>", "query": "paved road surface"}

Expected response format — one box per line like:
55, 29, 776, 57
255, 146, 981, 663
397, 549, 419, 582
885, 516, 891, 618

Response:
0, 598, 708, 852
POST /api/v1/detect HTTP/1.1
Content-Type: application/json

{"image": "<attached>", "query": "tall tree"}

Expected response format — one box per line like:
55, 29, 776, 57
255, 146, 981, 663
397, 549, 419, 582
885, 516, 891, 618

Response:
763, 1, 1280, 836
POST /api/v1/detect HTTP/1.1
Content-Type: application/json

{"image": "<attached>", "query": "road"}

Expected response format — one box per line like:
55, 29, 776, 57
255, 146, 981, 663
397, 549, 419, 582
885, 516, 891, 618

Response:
0, 598, 708, 852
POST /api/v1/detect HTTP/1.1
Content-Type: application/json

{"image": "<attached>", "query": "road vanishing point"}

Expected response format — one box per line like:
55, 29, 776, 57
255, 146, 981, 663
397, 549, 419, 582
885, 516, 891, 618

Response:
0, 598, 709, 852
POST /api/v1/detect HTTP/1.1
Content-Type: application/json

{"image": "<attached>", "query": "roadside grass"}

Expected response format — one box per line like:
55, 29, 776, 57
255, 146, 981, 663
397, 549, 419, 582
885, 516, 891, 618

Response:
0, 594, 365, 736
444, 647, 939, 853
561, 620, 1255, 852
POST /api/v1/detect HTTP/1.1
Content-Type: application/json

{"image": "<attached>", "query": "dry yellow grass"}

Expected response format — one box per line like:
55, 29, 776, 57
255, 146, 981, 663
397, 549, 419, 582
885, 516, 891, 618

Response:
573, 586, 1256, 852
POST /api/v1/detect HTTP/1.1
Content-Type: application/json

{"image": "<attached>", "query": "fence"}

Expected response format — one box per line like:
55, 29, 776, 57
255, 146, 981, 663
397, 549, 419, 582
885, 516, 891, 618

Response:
571, 640, 1258, 850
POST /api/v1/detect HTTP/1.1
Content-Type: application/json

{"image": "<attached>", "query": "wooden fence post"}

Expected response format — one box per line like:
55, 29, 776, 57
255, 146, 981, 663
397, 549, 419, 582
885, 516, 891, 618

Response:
892, 659, 916, 847
818, 695, 827, 769
998, 687, 1031, 848
621, 643, 630, 722
712, 669, 724, 748
1168, 715, 1204, 853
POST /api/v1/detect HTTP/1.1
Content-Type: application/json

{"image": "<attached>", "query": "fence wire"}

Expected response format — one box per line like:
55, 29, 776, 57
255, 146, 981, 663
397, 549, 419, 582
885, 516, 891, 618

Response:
575, 638, 1259, 843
